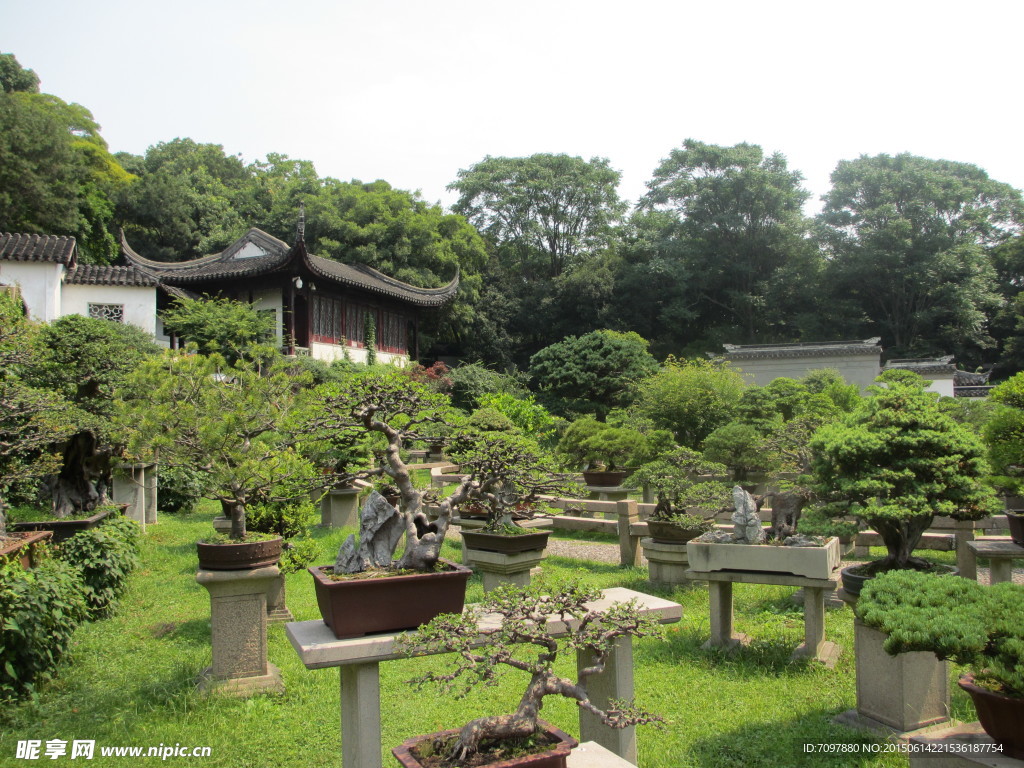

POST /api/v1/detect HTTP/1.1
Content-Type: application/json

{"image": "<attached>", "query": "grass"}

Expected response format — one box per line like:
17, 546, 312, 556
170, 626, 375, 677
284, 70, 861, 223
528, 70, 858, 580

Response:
0, 503, 972, 767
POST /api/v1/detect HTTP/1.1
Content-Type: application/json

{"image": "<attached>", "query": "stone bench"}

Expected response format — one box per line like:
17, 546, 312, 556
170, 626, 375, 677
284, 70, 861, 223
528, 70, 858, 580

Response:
285, 587, 681, 768
966, 537, 1024, 584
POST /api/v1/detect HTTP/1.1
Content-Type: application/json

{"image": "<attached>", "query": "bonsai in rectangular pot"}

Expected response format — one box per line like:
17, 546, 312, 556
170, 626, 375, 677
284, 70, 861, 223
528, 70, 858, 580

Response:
857, 569, 1024, 758
392, 582, 666, 768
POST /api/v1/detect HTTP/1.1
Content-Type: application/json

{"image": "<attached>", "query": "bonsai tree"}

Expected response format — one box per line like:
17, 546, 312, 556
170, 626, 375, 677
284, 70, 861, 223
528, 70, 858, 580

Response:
626, 447, 730, 531
857, 570, 1024, 756
312, 372, 573, 571
0, 294, 76, 535
398, 582, 665, 763
982, 372, 1024, 497
114, 349, 327, 540
810, 370, 1000, 573
556, 415, 670, 473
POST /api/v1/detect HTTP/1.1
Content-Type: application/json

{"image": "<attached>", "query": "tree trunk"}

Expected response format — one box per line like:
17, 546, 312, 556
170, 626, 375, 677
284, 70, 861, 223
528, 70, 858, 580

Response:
44, 431, 109, 518
769, 491, 805, 540
451, 673, 545, 759
223, 498, 246, 540
872, 513, 933, 569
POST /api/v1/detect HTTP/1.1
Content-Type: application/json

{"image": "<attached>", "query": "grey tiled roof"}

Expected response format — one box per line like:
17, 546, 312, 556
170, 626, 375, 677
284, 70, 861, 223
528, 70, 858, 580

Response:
0, 233, 77, 265
65, 264, 160, 287
121, 228, 458, 308
722, 338, 883, 360
884, 357, 957, 376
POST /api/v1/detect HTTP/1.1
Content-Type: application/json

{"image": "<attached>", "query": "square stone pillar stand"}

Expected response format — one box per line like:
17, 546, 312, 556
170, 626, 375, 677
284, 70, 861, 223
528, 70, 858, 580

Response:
834, 590, 951, 735
266, 572, 293, 623
112, 463, 158, 529
469, 548, 545, 592
641, 538, 692, 587
195, 566, 285, 697
320, 487, 361, 529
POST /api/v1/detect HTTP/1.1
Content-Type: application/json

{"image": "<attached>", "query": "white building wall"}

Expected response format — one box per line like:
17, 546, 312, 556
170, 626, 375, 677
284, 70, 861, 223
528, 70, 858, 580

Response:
0, 262, 64, 322
251, 289, 284, 344
61, 284, 158, 336
308, 341, 408, 366
923, 374, 956, 398
730, 353, 882, 390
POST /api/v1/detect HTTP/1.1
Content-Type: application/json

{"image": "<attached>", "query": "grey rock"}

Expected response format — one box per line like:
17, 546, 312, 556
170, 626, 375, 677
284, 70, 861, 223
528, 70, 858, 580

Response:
333, 491, 406, 574
695, 529, 733, 544
731, 485, 765, 544
782, 533, 826, 547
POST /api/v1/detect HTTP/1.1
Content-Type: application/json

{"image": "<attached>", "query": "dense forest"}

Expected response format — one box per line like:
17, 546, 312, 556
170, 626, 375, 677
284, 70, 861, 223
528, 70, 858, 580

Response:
4, 53, 1024, 377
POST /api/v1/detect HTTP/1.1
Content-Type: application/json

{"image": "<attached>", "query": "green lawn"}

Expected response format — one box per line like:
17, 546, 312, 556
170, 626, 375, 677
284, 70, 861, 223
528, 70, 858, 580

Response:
0, 507, 973, 767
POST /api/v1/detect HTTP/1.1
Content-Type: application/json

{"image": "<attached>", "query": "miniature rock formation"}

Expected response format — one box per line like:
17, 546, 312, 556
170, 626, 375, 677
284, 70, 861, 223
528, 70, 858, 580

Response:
731, 485, 765, 544
334, 491, 405, 574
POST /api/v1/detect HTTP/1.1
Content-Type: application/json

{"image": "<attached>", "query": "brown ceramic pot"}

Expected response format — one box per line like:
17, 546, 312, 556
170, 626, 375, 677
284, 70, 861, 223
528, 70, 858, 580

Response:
309, 558, 471, 639
461, 530, 550, 554
1005, 511, 1024, 546
196, 536, 283, 570
0, 530, 53, 569
10, 506, 122, 544
581, 470, 628, 487
391, 720, 577, 768
646, 520, 707, 544
958, 673, 1024, 759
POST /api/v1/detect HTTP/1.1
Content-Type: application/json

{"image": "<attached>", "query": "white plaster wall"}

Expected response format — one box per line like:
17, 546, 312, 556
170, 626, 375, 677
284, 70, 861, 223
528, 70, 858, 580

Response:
0, 262, 63, 322
730, 353, 882, 390
61, 284, 157, 336
251, 289, 284, 343
308, 341, 408, 366
923, 375, 956, 398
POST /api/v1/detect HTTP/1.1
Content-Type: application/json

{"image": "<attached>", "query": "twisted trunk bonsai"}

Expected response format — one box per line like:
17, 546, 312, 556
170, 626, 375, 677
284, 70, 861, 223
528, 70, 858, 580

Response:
399, 583, 665, 764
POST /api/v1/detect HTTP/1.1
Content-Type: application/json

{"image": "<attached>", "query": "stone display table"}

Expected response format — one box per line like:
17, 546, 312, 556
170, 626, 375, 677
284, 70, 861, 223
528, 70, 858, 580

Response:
684, 568, 841, 666
586, 485, 631, 504
642, 538, 692, 587
908, 723, 1021, 768
286, 587, 681, 768
320, 487, 361, 529
966, 538, 1024, 584
112, 462, 157, 529
567, 741, 639, 767
195, 566, 285, 697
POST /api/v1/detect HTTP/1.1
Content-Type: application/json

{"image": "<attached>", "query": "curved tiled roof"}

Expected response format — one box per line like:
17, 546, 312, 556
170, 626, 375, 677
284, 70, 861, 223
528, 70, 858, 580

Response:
121, 228, 458, 308
722, 338, 882, 360
65, 264, 160, 287
0, 233, 77, 265
884, 357, 957, 376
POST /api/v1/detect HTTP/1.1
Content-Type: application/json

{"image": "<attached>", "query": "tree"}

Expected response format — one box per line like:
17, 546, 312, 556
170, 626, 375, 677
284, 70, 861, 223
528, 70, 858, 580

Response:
450, 154, 627, 279
640, 140, 815, 344
0, 88, 132, 262
528, 330, 658, 418
116, 351, 322, 540
160, 296, 275, 362
816, 153, 1024, 362
810, 370, 999, 571
0, 53, 39, 93
25, 315, 159, 515
632, 357, 746, 449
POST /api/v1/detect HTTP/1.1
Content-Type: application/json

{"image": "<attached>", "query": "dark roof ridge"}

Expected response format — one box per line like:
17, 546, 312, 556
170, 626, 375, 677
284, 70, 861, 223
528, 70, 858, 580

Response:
1, 232, 77, 266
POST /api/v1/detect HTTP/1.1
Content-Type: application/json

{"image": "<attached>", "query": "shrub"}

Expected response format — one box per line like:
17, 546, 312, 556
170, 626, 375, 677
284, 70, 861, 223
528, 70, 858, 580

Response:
0, 558, 89, 700
157, 464, 210, 514
56, 518, 140, 619
279, 537, 320, 575
245, 499, 317, 540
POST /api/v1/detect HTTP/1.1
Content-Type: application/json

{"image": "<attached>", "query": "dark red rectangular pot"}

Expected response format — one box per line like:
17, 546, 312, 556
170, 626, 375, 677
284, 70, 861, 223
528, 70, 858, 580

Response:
309, 558, 471, 639
392, 721, 577, 768
461, 530, 550, 554
10, 506, 122, 544
958, 674, 1024, 759
0, 530, 53, 570
1005, 511, 1024, 546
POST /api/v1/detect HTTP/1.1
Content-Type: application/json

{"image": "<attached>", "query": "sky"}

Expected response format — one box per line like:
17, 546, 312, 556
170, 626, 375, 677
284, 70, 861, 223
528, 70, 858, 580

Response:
3, 0, 1024, 215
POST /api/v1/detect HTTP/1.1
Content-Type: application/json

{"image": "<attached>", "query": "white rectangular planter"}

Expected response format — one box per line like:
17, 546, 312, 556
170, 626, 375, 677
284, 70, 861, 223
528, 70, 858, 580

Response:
687, 537, 840, 579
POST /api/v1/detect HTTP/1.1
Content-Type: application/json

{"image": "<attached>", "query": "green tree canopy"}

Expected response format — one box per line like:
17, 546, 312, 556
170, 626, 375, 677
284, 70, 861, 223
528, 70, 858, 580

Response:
639, 140, 816, 345
160, 296, 275, 363
0, 53, 39, 93
528, 330, 658, 418
450, 153, 627, 279
816, 153, 1024, 362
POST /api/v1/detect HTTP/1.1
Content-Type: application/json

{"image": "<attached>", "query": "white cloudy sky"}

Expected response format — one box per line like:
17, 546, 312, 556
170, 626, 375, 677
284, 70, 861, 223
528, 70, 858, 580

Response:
3, 0, 1023, 213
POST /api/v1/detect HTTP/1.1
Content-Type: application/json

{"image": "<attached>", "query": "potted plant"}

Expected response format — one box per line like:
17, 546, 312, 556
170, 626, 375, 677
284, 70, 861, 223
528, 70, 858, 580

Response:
307, 372, 575, 637
556, 417, 657, 487
392, 582, 665, 768
982, 372, 1024, 545
626, 448, 730, 544
7, 503, 126, 545
114, 349, 332, 570
857, 570, 1024, 757
810, 370, 1001, 594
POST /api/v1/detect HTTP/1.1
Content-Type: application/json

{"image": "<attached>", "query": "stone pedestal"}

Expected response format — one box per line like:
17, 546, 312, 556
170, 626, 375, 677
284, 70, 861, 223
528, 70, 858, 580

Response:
641, 538, 692, 587
834, 612, 950, 734
587, 486, 630, 503
469, 548, 545, 592
266, 572, 293, 623
195, 566, 285, 697
320, 487, 361, 529
212, 516, 232, 534
112, 463, 158, 529
967, 539, 1024, 584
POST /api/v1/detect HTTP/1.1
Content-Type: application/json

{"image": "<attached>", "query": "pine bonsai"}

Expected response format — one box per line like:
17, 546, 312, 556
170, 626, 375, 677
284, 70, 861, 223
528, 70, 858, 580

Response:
810, 370, 999, 573
398, 582, 665, 764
